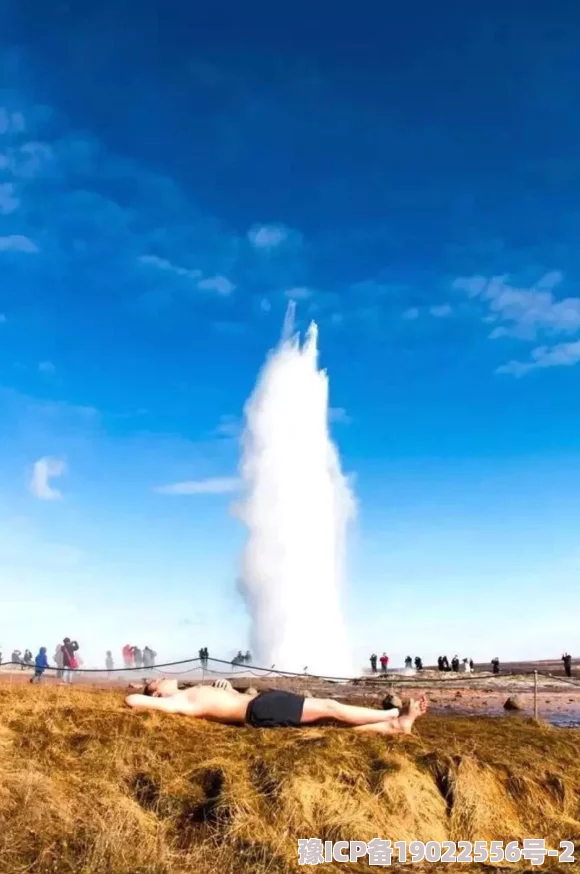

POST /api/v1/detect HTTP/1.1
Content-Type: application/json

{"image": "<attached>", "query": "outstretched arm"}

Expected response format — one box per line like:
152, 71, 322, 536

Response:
125, 694, 193, 715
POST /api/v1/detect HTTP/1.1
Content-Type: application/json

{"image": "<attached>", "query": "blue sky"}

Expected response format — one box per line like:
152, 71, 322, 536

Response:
1, 0, 579, 668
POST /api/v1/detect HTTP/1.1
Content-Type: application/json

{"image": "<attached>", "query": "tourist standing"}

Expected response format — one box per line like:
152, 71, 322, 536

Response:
491, 657, 500, 675
562, 653, 572, 678
62, 638, 79, 684
54, 644, 64, 680
105, 651, 114, 676
143, 646, 156, 669
122, 645, 133, 669
133, 646, 143, 670
380, 652, 389, 674
369, 653, 377, 673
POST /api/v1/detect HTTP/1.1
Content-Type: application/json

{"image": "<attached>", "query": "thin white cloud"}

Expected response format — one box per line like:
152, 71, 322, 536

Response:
430, 304, 453, 318
329, 407, 351, 425
10, 112, 25, 134
7, 141, 54, 179
138, 254, 201, 281
248, 223, 289, 250
496, 340, 580, 377
0, 234, 38, 253
197, 275, 235, 295
154, 477, 240, 495
0, 314, 6, 324
38, 361, 56, 375
29, 457, 67, 500
0, 182, 19, 214
260, 298, 272, 312
454, 271, 580, 339
402, 307, 419, 320
0, 108, 25, 136
29, 399, 98, 420
213, 415, 241, 439
285, 286, 311, 300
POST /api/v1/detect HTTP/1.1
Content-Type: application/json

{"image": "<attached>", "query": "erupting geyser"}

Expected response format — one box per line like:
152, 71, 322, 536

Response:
238, 306, 355, 676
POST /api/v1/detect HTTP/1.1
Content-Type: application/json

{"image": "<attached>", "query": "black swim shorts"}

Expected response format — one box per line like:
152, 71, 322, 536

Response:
245, 690, 305, 728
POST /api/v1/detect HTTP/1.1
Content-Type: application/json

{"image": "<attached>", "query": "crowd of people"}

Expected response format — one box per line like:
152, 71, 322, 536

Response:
121, 645, 157, 670
4, 639, 82, 684
368, 653, 485, 674
0, 643, 575, 683
369, 654, 575, 677
438, 655, 476, 673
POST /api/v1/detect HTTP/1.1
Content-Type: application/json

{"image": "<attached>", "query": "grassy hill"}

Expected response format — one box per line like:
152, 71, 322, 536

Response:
0, 684, 578, 872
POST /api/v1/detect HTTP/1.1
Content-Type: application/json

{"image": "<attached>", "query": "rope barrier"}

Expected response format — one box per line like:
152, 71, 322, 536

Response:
0, 656, 204, 673
0, 654, 577, 688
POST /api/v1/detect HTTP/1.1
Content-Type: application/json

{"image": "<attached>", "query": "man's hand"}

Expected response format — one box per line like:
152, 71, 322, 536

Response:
212, 678, 234, 691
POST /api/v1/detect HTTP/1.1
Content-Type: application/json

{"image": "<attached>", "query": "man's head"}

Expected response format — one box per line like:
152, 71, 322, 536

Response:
142, 678, 179, 698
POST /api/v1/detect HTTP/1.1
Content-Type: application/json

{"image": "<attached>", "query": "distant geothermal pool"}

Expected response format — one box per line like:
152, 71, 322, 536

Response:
237, 306, 355, 676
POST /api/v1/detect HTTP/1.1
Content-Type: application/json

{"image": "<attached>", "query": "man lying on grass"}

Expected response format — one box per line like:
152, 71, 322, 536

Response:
125, 678, 427, 734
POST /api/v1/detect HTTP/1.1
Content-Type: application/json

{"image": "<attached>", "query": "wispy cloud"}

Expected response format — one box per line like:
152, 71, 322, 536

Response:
454, 272, 580, 340
285, 286, 312, 301
496, 340, 580, 377
0, 108, 25, 135
154, 476, 239, 495
213, 414, 242, 439
248, 223, 289, 250
197, 275, 235, 295
402, 307, 419, 320
38, 361, 56, 375
0, 182, 19, 213
28, 399, 99, 420
29, 457, 67, 500
138, 254, 201, 281
0, 234, 38, 253
329, 406, 351, 425
11, 141, 54, 179
430, 304, 453, 318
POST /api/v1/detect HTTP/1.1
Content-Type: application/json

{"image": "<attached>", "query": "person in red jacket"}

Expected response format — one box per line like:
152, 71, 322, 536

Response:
379, 652, 389, 673
122, 644, 134, 669
62, 637, 79, 684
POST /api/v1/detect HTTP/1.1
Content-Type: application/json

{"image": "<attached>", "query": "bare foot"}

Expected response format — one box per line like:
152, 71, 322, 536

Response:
354, 697, 428, 735
398, 695, 428, 734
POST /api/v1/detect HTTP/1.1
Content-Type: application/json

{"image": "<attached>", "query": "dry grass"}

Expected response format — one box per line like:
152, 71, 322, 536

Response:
0, 685, 579, 873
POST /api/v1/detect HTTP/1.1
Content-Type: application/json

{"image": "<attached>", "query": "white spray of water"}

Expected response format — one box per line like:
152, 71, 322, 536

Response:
237, 306, 355, 676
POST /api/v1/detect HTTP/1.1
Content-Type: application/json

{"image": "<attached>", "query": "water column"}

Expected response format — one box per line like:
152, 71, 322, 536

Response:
237, 309, 354, 676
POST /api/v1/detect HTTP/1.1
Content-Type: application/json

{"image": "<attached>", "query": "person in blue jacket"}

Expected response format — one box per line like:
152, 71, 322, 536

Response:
30, 647, 49, 683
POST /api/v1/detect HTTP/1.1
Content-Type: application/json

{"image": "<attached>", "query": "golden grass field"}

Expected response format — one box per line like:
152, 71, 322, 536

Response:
0, 683, 579, 873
